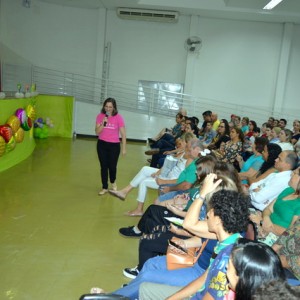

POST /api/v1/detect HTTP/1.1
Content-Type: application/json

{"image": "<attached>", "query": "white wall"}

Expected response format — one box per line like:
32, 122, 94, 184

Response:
1, 0, 300, 138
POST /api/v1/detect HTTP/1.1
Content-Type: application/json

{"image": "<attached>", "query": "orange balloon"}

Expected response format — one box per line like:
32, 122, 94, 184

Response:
26, 104, 36, 120
0, 136, 5, 157
14, 127, 25, 143
7, 115, 21, 134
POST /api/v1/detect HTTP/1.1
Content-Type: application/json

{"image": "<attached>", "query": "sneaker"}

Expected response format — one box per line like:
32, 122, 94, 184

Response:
111, 182, 117, 191
119, 226, 142, 238
98, 189, 108, 196
123, 266, 139, 279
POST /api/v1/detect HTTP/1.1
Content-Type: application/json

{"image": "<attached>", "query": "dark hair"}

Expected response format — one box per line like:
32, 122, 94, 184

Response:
191, 116, 199, 125
202, 110, 212, 117
280, 118, 287, 125
232, 239, 286, 300
101, 97, 118, 116
266, 123, 273, 130
189, 122, 199, 138
242, 117, 249, 124
253, 280, 300, 300
207, 190, 250, 233
249, 120, 258, 131
214, 161, 243, 193
220, 119, 230, 136
257, 143, 282, 176
253, 127, 260, 134
176, 113, 184, 119
254, 137, 268, 154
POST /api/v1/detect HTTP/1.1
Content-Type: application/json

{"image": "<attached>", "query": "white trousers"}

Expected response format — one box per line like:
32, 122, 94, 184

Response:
130, 166, 159, 203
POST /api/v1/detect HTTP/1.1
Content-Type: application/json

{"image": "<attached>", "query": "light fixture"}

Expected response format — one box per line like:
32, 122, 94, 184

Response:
263, 0, 284, 10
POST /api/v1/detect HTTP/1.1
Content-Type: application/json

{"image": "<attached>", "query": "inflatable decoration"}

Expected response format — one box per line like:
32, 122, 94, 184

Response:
21, 117, 32, 131
6, 136, 16, 153
26, 104, 36, 121
7, 115, 21, 134
34, 126, 49, 139
14, 127, 25, 143
0, 136, 5, 157
15, 108, 27, 124
0, 125, 13, 143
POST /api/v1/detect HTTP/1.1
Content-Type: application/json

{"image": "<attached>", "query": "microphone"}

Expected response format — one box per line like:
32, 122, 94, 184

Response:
103, 112, 110, 126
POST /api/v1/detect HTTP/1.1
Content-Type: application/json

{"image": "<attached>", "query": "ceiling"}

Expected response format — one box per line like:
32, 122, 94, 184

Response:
36, 0, 300, 24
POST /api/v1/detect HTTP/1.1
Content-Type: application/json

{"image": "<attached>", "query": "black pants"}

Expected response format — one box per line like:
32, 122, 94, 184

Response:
137, 204, 181, 234
138, 225, 189, 271
97, 139, 120, 189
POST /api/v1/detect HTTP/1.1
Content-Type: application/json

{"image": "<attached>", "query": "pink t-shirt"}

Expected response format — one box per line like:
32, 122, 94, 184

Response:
96, 113, 125, 143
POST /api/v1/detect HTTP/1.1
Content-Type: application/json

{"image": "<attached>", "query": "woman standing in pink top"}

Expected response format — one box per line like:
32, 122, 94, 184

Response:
95, 98, 126, 195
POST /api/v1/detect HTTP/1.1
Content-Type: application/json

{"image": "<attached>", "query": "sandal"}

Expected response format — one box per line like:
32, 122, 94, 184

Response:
109, 190, 126, 201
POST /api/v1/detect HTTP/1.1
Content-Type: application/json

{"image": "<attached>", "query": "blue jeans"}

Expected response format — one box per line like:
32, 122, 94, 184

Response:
113, 255, 205, 300
158, 184, 186, 202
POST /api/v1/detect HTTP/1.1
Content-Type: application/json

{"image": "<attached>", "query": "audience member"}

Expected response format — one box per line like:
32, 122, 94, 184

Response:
225, 239, 286, 300
253, 280, 300, 300
291, 119, 300, 145
273, 216, 300, 284
198, 121, 216, 146
138, 188, 250, 300
249, 150, 298, 211
211, 112, 220, 130
199, 110, 212, 136
250, 167, 300, 243
270, 126, 281, 143
248, 143, 282, 185
238, 137, 268, 185
241, 117, 250, 134
207, 119, 230, 150
279, 118, 287, 129
109, 136, 194, 216
278, 129, 294, 151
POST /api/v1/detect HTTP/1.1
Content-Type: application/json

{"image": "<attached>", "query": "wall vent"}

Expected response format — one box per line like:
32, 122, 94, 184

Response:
117, 8, 179, 23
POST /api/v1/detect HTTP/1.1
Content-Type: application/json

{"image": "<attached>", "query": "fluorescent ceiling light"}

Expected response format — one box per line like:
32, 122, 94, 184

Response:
263, 0, 284, 10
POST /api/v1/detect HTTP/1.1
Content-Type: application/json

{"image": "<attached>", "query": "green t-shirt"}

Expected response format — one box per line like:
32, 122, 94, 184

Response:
270, 187, 300, 228
176, 160, 197, 184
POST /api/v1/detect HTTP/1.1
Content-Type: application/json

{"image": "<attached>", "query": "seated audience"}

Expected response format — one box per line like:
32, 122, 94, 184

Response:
247, 143, 282, 185
225, 239, 286, 300
250, 167, 300, 243
213, 126, 244, 169
249, 150, 298, 211
198, 110, 212, 136
278, 128, 294, 151
253, 280, 300, 300
279, 118, 287, 130
273, 216, 300, 285
264, 124, 273, 141
291, 119, 300, 145
241, 116, 250, 134
198, 121, 216, 146
137, 187, 250, 300
109, 135, 194, 216
245, 120, 258, 138
207, 119, 230, 150
270, 127, 281, 143
238, 137, 268, 185
211, 112, 220, 131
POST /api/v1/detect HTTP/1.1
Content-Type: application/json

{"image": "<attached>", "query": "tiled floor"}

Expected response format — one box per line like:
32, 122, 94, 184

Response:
0, 137, 156, 299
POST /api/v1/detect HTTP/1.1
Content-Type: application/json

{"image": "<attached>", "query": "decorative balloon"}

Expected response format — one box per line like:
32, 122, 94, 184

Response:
0, 125, 13, 143
6, 136, 16, 153
21, 117, 32, 131
0, 136, 6, 157
25, 104, 36, 121
14, 127, 25, 143
6, 115, 21, 134
15, 108, 27, 124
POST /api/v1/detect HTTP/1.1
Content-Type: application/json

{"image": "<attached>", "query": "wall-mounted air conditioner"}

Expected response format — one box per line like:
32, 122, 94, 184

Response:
117, 8, 179, 23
